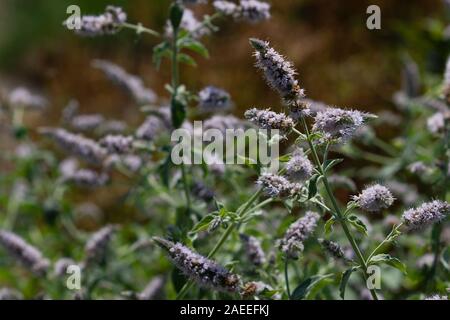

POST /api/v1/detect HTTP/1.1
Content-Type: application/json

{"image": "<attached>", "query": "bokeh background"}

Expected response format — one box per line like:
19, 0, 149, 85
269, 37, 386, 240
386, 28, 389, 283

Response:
0, 0, 448, 222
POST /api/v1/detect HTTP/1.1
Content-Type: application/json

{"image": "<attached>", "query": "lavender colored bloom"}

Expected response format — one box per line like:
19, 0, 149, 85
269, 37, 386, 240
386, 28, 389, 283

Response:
198, 86, 232, 112
257, 173, 295, 198
240, 234, 266, 266
427, 112, 445, 134
245, 108, 294, 135
136, 116, 166, 140
312, 107, 371, 142
54, 258, 76, 277
59, 158, 79, 177
84, 225, 117, 266
352, 184, 394, 212
8, 87, 47, 110
63, 169, 109, 188
0, 230, 50, 276
408, 161, 429, 175
213, 1, 239, 16
40, 128, 107, 165
99, 120, 128, 135
122, 154, 143, 172
192, 181, 215, 202
153, 237, 241, 293
318, 239, 345, 261
165, 9, 210, 39
241, 281, 280, 299
444, 56, 450, 102
286, 149, 313, 182
138, 276, 166, 300
0, 288, 23, 300
71, 114, 104, 132
402, 200, 450, 231
237, 1, 271, 23
99, 135, 134, 154
250, 38, 303, 103
279, 211, 320, 259
62, 99, 79, 123
92, 60, 157, 104
65, 6, 127, 37
289, 99, 311, 120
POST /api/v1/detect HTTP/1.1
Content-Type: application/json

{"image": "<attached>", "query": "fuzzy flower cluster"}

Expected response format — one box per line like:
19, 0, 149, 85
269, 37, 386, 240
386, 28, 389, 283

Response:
66, 6, 127, 37
352, 184, 395, 212
427, 112, 445, 134
198, 86, 232, 112
213, 1, 239, 16
7, 87, 47, 110
99, 135, 134, 154
402, 200, 450, 231
318, 239, 345, 261
92, 60, 157, 105
312, 107, 370, 142
250, 38, 303, 103
40, 128, 107, 165
63, 169, 109, 188
84, 225, 117, 266
236, 0, 271, 23
54, 258, 76, 277
245, 108, 294, 135
279, 211, 320, 259
192, 181, 215, 202
0, 288, 23, 300
257, 173, 298, 198
71, 114, 105, 132
0, 230, 50, 276
286, 149, 313, 182
240, 234, 266, 266
153, 237, 241, 293
138, 276, 165, 300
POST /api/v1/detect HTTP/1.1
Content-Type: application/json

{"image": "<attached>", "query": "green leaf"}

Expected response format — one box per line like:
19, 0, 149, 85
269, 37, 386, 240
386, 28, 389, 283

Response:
324, 217, 335, 235
323, 158, 344, 173
178, 38, 209, 58
178, 53, 197, 67
190, 214, 215, 234
369, 254, 407, 274
307, 174, 320, 200
171, 98, 186, 128
347, 214, 368, 236
291, 274, 333, 300
153, 41, 171, 69
340, 267, 360, 299
169, 3, 184, 31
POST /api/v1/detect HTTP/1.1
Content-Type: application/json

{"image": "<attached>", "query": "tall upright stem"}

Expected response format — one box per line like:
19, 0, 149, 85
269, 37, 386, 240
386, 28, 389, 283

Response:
170, 20, 191, 210
300, 117, 379, 300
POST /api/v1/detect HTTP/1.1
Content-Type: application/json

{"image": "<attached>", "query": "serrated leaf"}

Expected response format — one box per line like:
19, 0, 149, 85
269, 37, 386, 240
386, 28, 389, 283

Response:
178, 38, 209, 58
369, 254, 407, 274
291, 274, 333, 300
340, 267, 359, 299
190, 214, 215, 234
347, 214, 368, 236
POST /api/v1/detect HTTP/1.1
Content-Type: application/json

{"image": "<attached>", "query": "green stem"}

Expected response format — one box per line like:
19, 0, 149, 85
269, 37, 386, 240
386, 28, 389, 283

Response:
299, 117, 379, 300
122, 22, 160, 37
176, 189, 263, 299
